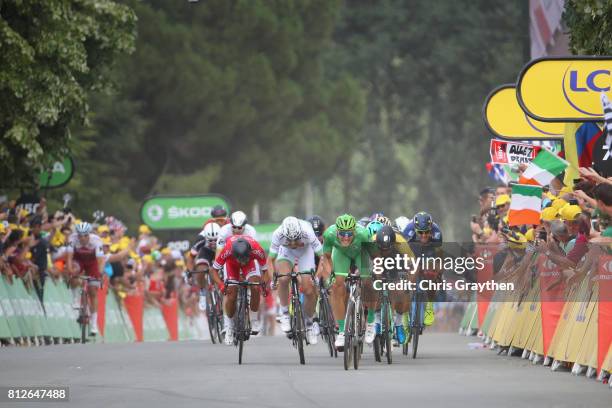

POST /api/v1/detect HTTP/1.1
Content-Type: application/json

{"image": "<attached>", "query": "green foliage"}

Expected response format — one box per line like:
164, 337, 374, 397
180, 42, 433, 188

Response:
564, 0, 612, 54
0, 0, 136, 186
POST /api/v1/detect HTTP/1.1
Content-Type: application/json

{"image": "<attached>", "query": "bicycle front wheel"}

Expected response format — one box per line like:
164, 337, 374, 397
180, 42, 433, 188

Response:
411, 298, 421, 359
343, 302, 354, 370
382, 301, 392, 364
293, 296, 305, 365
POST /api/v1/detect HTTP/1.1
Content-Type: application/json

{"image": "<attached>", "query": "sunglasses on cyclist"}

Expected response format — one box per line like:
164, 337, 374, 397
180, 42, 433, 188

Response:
232, 225, 245, 231
337, 230, 354, 238
416, 230, 431, 235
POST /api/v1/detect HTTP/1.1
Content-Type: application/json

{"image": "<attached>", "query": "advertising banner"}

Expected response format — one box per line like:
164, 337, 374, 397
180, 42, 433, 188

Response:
489, 140, 541, 165
483, 85, 564, 139
141, 195, 230, 230
253, 223, 280, 252
517, 57, 612, 122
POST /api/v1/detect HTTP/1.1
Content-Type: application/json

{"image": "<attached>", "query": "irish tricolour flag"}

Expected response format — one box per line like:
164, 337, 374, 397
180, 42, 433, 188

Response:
518, 148, 568, 186
508, 184, 542, 226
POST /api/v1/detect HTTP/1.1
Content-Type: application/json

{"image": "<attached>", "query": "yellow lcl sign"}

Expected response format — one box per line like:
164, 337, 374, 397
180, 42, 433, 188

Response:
517, 57, 612, 122
483, 84, 564, 139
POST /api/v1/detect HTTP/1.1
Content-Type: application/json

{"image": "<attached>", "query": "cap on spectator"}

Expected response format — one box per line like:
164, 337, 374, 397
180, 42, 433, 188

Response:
551, 198, 568, 211
560, 204, 581, 221
98, 225, 110, 234
18, 209, 29, 219
161, 247, 172, 256
175, 259, 185, 268
541, 207, 559, 221
143, 254, 153, 264
139, 224, 152, 235
495, 194, 511, 207
505, 231, 527, 249
524, 228, 535, 242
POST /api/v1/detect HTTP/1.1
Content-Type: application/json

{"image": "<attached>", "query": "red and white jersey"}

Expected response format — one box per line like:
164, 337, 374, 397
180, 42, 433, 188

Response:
216, 223, 257, 249
212, 235, 267, 272
66, 233, 104, 259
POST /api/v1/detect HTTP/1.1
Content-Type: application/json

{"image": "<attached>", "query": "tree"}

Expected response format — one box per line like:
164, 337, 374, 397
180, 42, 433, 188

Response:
0, 0, 136, 187
564, 0, 612, 54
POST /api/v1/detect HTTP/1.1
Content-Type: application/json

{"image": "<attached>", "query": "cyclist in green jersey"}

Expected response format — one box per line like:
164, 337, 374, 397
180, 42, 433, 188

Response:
316, 214, 377, 350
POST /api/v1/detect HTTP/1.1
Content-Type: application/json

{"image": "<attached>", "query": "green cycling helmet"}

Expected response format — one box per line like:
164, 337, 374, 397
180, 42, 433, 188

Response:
336, 213, 356, 231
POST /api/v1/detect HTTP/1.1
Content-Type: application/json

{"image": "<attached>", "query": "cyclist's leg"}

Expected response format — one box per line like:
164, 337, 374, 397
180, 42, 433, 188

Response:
275, 248, 294, 313
329, 248, 350, 333
194, 260, 209, 310
245, 263, 262, 334
295, 245, 317, 318
357, 250, 377, 342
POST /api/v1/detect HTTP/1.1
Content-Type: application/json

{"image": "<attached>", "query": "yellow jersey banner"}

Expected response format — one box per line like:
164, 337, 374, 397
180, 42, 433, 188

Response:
484, 85, 564, 139
517, 57, 612, 122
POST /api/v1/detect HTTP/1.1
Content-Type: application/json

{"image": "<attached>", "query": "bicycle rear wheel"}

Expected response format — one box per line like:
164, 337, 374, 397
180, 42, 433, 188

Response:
373, 335, 381, 362
206, 292, 217, 344
343, 302, 354, 370
80, 292, 89, 344
319, 296, 334, 357
353, 302, 362, 370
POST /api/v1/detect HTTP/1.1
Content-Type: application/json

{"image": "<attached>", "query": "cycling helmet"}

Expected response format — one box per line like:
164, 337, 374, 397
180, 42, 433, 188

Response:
307, 215, 325, 237
395, 216, 410, 232
376, 215, 393, 227
367, 221, 384, 237
211, 205, 228, 218
75, 222, 92, 235
336, 214, 356, 231
281, 216, 302, 240
358, 217, 370, 227
232, 237, 251, 263
413, 211, 433, 232
376, 225, 396, 251
203, 222, 221, 241
230, 211, 248, 228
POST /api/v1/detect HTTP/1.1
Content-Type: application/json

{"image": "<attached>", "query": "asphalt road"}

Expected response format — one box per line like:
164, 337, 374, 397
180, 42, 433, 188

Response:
0, 333, 609, 408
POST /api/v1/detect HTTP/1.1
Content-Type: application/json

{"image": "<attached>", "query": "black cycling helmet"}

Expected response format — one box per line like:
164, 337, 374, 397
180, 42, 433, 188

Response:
376, 225, 396, 251
414, 211, 433, 232
231, 237, 251, 263
211, 205, 228, 218
307, 215, 325, 237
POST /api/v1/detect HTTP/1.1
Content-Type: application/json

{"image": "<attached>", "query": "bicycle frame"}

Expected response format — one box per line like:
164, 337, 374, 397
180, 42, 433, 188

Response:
225, 279, 265, 365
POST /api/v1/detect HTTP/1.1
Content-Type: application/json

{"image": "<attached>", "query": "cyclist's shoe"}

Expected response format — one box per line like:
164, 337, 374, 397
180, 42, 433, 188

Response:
279, 313, 291, 333
250, 319, 262, 335
198, 295, 207, 312
224, 327, 234, 346
365, 322, 376, 344
395, 325, 406, 344
335, 331, 345, 351
424, 302, 435, 326
375, 322, 381, 335
307, 322, 319, 345
72, 296, 81, 310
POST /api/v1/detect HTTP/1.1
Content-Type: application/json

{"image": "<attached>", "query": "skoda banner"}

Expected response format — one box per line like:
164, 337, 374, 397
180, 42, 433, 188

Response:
483, 84, 564, 139
253, 223, 280, 252
517, 57, 612, 122
141, 195, 230, 230
39, 157, 74, 188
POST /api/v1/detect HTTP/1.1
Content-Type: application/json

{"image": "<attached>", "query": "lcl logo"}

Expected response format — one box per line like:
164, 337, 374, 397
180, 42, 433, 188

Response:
562, 67, 611, 116
567, 70, 611, 92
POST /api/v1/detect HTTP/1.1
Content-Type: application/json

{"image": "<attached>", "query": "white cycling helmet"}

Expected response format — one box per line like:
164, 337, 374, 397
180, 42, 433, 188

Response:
75, 222, 93, 235
230, 211, 248, 228
203, 222, 221, 241
395, 216, 410, 232
281, 216, 302, 240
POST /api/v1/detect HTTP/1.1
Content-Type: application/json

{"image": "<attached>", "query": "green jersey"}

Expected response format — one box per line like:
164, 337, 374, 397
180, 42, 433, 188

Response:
322, 224, 371, 259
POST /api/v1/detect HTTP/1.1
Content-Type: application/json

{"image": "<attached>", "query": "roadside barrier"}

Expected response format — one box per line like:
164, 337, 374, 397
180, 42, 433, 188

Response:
0, 276, 207, 345
459, 244, 612, 387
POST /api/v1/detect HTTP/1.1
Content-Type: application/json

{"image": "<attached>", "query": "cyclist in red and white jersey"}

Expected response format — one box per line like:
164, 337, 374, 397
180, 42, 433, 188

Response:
210, 235, 268, 346
66, 222, 105, 335
202, 205, 230, 229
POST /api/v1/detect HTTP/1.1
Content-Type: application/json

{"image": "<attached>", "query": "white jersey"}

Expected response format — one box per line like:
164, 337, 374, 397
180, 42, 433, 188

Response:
66, 233, 104, 258
269, 219, 322, 257
216, 223, 258, 249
